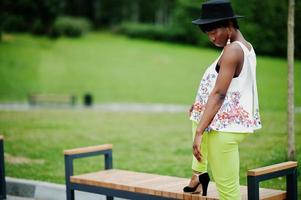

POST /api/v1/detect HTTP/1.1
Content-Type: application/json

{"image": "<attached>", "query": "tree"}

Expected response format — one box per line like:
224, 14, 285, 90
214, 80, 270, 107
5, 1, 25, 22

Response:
1, 0, 64, 34
287, 0, 295, 160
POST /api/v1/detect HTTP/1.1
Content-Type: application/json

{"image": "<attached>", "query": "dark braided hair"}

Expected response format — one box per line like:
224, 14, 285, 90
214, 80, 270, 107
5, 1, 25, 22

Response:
199, 19, 239, 33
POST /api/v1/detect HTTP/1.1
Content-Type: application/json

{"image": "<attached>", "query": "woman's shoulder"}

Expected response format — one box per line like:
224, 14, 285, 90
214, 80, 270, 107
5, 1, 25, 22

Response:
220, 43, 244, 63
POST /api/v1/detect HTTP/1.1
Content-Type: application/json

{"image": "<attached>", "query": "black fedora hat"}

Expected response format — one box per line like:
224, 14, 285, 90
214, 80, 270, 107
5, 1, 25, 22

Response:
192, 0, 244, 25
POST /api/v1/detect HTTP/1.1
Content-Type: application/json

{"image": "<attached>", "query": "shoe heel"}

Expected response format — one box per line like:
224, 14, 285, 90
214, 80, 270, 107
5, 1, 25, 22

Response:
198, 173, 210, 196
201, 181, 209, 196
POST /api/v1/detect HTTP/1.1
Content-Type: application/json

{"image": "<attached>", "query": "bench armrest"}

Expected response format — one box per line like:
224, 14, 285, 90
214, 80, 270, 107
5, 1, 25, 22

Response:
64, 144, 113, 185
64, 144, 112, 156
248, 161, 297, 176
247, 161, 298, 200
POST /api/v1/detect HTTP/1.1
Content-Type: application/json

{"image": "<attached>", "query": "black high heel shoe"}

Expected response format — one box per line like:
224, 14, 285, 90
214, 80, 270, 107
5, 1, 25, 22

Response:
199, 172, 210, 196
183, 172, 210, 196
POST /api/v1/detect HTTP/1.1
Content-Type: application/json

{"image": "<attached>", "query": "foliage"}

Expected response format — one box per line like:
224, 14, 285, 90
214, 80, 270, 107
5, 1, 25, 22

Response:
50, 16, 92, 38
1, 0, 300, 57
0, 0, 64, 35
100, 0, 301, 57
232, 0, 289, 57
117, 22, 187, 43
1, 15, 27, 32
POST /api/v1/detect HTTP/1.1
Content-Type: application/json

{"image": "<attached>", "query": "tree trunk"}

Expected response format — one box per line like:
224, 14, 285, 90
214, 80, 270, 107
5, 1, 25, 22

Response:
131, 2, 139, 23
287, 0, 295, 160
92, 0, 102, 27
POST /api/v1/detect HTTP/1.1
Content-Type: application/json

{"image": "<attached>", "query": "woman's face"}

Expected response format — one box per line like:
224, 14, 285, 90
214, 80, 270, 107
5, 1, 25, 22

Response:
206, 27, 228, 47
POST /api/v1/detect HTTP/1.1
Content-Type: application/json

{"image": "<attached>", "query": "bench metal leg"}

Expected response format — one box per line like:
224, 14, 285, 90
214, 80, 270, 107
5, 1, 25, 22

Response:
247, 176, 259, 200
106, 196, 113, 200
105, 152, 113, 170
286, 168, 297, 200
65, 156, 74, 200
66, 188, 74, 200
0, 140, 6, 200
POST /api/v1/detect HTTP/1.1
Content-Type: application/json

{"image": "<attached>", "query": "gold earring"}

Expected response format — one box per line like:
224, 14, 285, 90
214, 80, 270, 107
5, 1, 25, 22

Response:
227, 35, 231, 45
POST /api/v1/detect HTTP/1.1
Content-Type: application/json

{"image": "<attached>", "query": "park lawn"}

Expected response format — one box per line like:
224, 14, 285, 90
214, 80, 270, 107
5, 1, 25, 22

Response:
0, 32, 300, 109
0, 32, 300, 196
0, 110, 301, 195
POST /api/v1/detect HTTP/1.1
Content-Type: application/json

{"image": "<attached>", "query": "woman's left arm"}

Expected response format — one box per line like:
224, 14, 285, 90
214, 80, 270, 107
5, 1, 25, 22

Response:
193, 45, 243, 161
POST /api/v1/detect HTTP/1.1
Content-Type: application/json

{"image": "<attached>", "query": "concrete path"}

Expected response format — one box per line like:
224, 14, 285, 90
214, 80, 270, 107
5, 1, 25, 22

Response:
6, 177, 126, 200
0, 103, 188, 113
7, 196, 34, 200
1, 103, 300, 113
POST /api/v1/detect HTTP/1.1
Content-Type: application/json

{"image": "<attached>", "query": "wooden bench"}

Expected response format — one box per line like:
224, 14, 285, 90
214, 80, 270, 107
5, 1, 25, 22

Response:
64, 144, 298, 200
28, 94, 76, 106
0, 135, 6, 200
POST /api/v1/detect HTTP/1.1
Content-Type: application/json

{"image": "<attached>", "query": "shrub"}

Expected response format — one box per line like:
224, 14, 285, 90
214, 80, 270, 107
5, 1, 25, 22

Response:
2, 15, 27, 32
50, 16, 92, 38
115, 22, 214, 47
117, 22, 197, 44
1, 0, 64, 34
31, 20, 45, 35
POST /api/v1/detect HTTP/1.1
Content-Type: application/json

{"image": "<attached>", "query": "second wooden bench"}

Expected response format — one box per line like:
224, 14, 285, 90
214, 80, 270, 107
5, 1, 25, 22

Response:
28, 94, 76, 106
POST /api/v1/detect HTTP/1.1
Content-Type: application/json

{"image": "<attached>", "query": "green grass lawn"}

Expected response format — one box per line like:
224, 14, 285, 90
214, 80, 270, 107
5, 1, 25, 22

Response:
0, 32, 300, 109
0, 110, 300, 194
0, 32, 300, 196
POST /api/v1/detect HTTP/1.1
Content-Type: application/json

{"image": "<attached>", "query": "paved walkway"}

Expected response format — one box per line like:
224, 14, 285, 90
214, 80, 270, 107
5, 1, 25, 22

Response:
7, 196, 34, 200
6, 177, 126, 200
0, 103, 188, 113
1, 103, 300, 113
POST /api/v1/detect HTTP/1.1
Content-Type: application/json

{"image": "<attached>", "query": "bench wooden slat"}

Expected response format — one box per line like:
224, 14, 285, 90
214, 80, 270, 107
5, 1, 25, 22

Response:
71, 170, 159, 191
135, 176, 189, 198
159, 182, 182, 198
70, 169, 286, 199
135, 176, 174, 195
248, 161, 297, 176
237, 186, 287, 200
259, 187, 287, 200
158, 180, 187, 198
64, 144, 112, 155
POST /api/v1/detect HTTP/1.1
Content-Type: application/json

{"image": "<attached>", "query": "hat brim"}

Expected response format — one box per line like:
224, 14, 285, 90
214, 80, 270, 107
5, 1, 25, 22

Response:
192, 15, 244, 25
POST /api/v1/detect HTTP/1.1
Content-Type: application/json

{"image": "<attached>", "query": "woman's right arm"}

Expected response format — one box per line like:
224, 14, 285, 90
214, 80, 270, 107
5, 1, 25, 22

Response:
192, 44, 243, 161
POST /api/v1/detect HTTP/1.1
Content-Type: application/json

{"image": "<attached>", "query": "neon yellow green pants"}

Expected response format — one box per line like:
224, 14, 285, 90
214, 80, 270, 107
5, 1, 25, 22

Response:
191, 121, 248, 200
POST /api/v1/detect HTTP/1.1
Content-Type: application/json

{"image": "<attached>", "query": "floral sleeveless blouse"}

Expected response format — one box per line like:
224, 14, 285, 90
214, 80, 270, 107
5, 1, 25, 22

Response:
190, 41, 262, 133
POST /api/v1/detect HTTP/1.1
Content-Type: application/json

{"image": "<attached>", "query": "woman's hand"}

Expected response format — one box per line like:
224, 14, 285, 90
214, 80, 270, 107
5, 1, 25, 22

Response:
193, 130, 203, 162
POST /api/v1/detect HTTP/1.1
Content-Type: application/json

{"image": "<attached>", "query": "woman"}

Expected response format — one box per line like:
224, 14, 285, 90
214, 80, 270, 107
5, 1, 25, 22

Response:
183, 0, 262, 199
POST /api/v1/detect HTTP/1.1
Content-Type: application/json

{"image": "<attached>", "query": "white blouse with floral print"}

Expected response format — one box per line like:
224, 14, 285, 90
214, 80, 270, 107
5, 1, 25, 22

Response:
190, 41, 262, 133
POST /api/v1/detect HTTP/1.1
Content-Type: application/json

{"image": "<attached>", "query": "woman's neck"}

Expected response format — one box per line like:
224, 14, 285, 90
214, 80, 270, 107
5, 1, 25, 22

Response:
231, 29, 244, 42
230, 29, 251, 50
